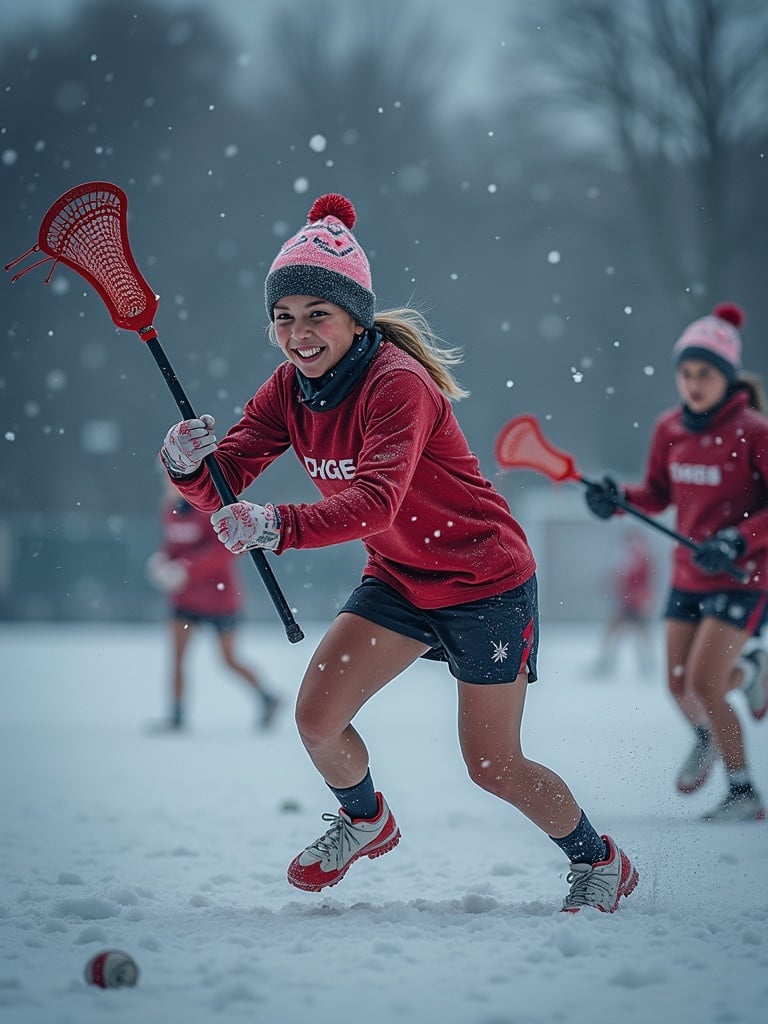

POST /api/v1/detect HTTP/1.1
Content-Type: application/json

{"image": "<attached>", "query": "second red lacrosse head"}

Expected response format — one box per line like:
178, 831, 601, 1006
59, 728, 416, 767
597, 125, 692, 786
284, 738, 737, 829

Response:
494, 414, 580, 483
38, 181, 159, 336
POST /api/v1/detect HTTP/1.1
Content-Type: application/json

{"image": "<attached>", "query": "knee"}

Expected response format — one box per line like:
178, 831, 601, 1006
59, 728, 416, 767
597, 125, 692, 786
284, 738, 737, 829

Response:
679, 665, 719, 708
667, 661, 688, 699
689, 676, 717, 709
464, 755, 523, 801
294, 700, 319, 746
294, 696, 343, 749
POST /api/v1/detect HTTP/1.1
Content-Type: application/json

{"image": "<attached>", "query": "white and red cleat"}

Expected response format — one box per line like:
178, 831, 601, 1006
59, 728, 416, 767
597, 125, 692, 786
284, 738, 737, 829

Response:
676, 732, 718, 794
287, 792, 400, 892
701, 787, 766, 823
562, 835, 639, 913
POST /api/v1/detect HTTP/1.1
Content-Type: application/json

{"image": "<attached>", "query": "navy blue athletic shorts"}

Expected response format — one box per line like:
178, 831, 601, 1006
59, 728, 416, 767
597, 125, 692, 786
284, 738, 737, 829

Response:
664, 588, 768, 635
172, 608, 239, 634
339, 574, 539, 684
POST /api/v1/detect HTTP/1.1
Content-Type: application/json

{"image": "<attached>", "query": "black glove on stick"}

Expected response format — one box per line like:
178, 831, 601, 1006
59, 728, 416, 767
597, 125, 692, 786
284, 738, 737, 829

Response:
584, 476, 621, 520
692, 527, 746, 575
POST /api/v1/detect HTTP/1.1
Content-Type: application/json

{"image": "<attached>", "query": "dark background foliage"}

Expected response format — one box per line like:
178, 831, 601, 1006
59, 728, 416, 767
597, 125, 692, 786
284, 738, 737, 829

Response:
2, 0, 766, 622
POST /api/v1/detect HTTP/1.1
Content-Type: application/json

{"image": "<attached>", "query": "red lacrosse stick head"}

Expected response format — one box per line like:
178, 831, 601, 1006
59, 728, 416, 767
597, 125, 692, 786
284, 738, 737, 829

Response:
5, 181, 159, 339
494, 414, 581, 483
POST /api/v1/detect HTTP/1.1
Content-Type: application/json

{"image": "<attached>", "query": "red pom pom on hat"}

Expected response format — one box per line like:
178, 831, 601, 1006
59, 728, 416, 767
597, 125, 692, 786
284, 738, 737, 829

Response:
308, 193, 356, 229
265, 191, 374, 326
712, 302, 745, 329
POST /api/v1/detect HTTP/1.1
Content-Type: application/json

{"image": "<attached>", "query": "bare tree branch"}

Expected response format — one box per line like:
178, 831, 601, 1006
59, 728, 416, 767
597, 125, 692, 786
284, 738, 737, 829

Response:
498, 0, 768, 301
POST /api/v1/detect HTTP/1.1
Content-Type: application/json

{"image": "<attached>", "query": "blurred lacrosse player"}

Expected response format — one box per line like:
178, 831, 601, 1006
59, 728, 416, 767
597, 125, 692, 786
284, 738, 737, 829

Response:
585, 303, 768, 822
145, 475, 280, 731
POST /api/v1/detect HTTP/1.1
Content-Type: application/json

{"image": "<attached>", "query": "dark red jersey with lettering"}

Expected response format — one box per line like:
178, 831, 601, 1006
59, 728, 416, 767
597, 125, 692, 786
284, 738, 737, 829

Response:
162, 499, 242, 616
174, 341, 536, 609
623, 389, 768, 592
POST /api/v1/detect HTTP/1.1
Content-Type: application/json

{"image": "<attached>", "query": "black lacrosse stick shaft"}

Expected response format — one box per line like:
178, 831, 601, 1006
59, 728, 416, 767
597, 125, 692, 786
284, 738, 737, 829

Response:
146, 336, 304, 643
579, 475, 749, 584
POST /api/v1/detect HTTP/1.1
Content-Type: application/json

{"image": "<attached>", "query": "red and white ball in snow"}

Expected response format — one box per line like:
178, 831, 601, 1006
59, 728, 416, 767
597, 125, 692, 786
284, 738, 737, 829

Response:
84, 949, 139, 988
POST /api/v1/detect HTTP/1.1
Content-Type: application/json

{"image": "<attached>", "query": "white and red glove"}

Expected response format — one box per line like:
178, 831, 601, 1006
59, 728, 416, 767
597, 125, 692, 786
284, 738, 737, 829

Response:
145, 552, 188, 593
210, 501, 281, 554
160, 415, 217, 478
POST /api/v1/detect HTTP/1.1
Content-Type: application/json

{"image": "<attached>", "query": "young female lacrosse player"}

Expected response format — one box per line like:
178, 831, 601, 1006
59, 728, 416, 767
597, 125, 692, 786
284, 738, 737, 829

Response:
159, 193, 637, 911
145, 474, 280, 730
585, 303, 768, 821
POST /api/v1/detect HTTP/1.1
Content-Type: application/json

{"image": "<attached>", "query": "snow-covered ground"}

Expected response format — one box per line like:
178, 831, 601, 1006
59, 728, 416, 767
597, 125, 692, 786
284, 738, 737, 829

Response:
2, 619, 767, 1024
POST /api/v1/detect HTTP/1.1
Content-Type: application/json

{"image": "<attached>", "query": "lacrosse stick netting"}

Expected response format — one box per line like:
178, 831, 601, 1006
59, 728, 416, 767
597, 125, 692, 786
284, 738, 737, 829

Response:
5, 181, 305, 642
5, 181, 158, 336
494, 415, 580, 483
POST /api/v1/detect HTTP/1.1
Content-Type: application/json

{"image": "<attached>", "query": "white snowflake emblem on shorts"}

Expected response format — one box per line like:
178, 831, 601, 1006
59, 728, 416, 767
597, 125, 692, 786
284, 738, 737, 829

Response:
491, 640, 509, 664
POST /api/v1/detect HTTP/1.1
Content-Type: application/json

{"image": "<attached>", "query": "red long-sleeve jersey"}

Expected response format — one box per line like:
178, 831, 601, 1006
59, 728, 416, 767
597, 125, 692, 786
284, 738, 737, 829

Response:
623, 389, 768, 592
174, 341, 535, 609
162, 499, 243, 616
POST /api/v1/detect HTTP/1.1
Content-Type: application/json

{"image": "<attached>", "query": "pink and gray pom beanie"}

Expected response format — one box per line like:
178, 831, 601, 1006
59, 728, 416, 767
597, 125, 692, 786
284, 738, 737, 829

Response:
265, 193, 375, 328
672, 302, 745, 382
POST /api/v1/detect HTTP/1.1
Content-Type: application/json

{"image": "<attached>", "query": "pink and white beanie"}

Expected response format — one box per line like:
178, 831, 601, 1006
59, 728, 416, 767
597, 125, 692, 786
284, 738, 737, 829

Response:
672, 302, 745, 381
265, 193, 375, 328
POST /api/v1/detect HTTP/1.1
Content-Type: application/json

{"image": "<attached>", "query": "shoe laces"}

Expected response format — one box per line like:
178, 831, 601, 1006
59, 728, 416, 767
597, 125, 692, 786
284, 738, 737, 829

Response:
306, 812, 362, 865
564, 862, 614, 908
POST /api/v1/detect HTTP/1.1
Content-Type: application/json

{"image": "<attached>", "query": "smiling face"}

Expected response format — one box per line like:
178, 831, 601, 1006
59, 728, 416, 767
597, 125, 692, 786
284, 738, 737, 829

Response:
675, 358, 730, 413
272, 295, 363, 378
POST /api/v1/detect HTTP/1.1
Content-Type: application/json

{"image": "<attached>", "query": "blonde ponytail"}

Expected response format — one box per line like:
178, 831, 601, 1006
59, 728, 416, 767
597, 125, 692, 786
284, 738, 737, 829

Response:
738, 371, 766, 413
374, 308, 468, 400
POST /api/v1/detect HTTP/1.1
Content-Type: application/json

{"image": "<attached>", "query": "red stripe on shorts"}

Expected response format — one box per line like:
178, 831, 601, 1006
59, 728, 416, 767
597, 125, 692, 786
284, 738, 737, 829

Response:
517, 616, 534, 677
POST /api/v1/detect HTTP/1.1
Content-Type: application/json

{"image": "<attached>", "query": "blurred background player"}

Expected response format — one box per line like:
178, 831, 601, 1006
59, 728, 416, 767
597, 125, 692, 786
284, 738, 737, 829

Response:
584, 302, 768, 821
589, 529, 657, 678
145, 477, 280, 731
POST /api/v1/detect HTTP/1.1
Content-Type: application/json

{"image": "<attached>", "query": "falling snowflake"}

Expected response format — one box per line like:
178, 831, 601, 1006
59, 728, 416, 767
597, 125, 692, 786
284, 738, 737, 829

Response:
491, 641, 509, 664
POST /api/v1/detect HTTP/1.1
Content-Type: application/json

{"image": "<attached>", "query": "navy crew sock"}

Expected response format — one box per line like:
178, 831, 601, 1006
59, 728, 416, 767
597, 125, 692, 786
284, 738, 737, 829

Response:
550, 810, 608, 865
727, 769, 753, 795
327, 768, 379, 820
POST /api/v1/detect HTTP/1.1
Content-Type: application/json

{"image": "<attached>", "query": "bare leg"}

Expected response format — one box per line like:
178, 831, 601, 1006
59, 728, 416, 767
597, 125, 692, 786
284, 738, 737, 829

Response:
684, 618, 750, 772
171, 618, 195, 704
296, 614, 581, 837
216, 629, 267, 694
294, 613, 429, 788
666, 619, 706, 726
457, 675, 581, 838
